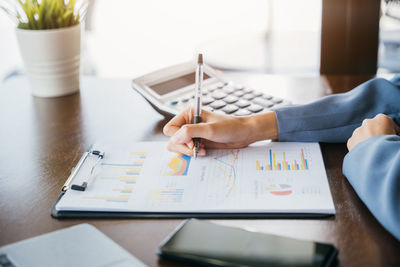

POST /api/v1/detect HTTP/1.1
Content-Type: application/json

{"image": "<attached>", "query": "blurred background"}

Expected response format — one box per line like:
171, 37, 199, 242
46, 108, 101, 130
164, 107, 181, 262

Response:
1, 0, 399, 80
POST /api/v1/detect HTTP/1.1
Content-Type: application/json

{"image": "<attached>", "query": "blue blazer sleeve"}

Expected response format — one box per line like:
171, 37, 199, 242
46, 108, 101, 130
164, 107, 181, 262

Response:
343, 135, 400, 241
274, 75, 400, 142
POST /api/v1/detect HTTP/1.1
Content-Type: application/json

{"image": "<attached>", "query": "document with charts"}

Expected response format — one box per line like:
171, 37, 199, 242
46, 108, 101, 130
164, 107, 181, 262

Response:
55, 142, 335, 215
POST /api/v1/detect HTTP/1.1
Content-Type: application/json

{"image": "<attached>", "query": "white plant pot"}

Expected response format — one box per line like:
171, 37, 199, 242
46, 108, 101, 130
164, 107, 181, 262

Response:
16, 24, 81, 98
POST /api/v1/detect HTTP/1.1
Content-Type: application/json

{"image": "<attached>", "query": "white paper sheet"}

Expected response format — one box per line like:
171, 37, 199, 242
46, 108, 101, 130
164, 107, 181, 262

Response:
56, 142, 335, 214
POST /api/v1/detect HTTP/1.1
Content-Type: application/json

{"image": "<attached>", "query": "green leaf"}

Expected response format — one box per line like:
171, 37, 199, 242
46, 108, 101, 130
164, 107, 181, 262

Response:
6, 0, 87, 29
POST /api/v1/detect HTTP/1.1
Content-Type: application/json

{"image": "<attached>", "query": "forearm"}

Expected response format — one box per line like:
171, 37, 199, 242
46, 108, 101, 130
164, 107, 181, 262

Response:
243, 112, 278, 143
237, 76, 400, 144
274, 77, 400, 142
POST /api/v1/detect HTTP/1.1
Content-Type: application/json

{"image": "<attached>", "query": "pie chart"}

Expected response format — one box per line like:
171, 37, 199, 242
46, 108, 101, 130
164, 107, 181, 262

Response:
266, 184, 293, 196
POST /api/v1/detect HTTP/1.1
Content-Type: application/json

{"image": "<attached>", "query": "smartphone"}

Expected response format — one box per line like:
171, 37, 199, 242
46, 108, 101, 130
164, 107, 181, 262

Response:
158, 219, 338, 267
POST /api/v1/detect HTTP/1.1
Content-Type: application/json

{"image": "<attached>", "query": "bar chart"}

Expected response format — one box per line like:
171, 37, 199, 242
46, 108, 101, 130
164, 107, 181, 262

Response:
149, 188, 185, 204
83, 151, 147, 203
256, 148, 309, 171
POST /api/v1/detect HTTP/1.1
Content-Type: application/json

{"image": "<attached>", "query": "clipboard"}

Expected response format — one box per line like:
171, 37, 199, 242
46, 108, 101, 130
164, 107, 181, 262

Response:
51, 193, 332, 219
51, 142, 336, 219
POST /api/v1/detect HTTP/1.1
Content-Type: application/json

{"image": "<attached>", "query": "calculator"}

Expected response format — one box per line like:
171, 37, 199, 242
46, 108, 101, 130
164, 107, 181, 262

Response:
131, 61, 290, 117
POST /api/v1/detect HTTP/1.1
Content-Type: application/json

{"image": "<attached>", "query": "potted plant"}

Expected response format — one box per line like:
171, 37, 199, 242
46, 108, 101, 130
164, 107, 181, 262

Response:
1, 0, 88, 97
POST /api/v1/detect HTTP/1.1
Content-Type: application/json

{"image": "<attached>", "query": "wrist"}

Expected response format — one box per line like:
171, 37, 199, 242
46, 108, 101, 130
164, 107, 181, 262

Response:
243, 112, 278, 142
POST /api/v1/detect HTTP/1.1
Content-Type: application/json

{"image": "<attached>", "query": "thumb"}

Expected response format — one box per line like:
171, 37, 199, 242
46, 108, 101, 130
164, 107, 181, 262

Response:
171, 123, 211, 144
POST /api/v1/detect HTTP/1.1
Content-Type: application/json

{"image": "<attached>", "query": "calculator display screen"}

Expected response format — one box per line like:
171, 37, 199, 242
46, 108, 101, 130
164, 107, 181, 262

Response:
150, 72, 210, 96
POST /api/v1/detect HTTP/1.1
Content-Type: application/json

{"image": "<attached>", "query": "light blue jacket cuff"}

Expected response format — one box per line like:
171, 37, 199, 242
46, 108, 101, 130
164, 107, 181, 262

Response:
343, 134, 400, 241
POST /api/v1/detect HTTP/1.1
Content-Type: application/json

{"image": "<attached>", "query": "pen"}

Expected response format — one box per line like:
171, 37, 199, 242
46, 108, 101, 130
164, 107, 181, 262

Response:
193, 53, 203, 159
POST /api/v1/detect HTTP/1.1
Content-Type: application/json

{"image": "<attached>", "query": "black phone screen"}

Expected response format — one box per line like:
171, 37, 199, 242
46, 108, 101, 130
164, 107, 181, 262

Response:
159, 219, 338, 267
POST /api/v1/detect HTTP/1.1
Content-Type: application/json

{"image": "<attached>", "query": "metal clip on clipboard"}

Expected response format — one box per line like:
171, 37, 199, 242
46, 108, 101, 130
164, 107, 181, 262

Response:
62, 150, 105, 192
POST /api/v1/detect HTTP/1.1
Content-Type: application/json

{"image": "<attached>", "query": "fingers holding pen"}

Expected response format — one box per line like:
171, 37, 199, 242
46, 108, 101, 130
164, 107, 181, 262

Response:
163, 108, 214, 137
166, 140, 193, 156
171, 123, 212, 144
163, 115, 187, 137
165, 120, 207, 156
166, 139, 206, 157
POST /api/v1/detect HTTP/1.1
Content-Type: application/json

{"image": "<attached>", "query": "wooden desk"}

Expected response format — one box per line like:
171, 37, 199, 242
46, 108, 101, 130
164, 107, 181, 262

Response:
1, 75, 399, 267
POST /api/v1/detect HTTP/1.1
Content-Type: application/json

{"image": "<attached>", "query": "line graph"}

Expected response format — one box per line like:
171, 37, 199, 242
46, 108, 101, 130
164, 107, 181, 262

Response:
212, 149, 240, 197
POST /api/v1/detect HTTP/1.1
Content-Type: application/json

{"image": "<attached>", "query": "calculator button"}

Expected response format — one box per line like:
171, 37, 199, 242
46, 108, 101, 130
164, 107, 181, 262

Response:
169, 100, 179, 106
252, 91, 263, 97
202, 97, 214, 105
211, 91, 228, 100
271, 101, 290, 109
235, 100, 251, 108
217, 82, 225, 88
223, 95, 239, 104
223, 86, 235, 94
242, 93, 255, 100
202, 91, 208, 96
213, 110, 226, 115
271, 97, 283, 104
243, 87, 253, 94
253, 97, 274, 108
247, 104, 263, 113
208, 85, 219, 92
234, 109, 252, 116
210, 100, 226, 109
233, 90, 245, 97
234, 84, 244, 90
203, 106, 214, 112
263, 94, 273, 100
222, 104, 239, 114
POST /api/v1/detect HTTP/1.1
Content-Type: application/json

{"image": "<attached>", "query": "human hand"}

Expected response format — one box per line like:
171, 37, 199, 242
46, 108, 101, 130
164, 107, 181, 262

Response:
347, 114, 400, 151
163, 108, 278, 156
